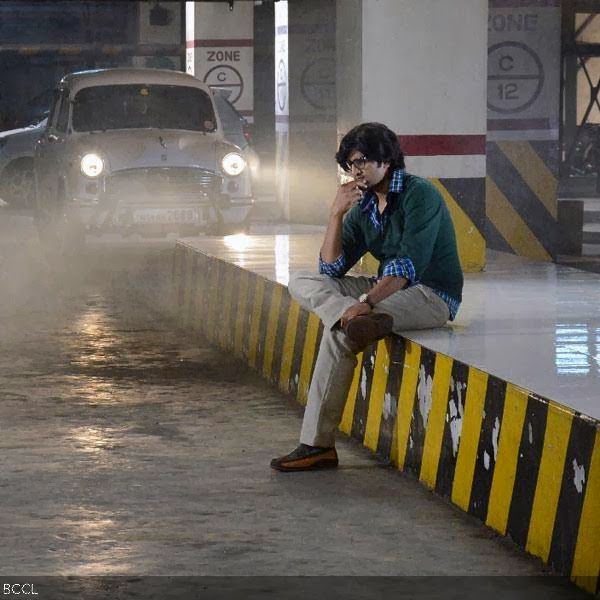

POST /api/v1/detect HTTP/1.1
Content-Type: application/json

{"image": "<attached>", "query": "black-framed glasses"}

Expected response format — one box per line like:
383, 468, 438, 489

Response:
344, 155, 368, 172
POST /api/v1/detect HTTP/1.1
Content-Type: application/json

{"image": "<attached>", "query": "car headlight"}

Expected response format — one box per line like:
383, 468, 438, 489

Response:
221, 152, 246, 177
81, 153, 104, 178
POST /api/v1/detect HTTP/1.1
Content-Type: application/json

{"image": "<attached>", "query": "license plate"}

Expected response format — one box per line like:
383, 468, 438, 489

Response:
132, 208, 199, 224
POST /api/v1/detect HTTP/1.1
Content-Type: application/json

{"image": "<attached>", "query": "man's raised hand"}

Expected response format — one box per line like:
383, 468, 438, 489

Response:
331, 180, 366, 218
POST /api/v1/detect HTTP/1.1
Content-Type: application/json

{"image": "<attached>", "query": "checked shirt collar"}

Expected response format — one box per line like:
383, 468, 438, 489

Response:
358, 168, 404, 233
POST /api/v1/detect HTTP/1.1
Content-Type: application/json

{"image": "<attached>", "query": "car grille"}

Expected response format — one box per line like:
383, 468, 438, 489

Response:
104, 167, 220, 205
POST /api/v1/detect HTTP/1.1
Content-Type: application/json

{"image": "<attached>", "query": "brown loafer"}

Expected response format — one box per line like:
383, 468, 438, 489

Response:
344, 312, 393, 351
270, 444, 338, 472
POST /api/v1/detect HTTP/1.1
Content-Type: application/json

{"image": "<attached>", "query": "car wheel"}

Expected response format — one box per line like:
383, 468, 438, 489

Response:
34, 181, 85, 255
0, 160, 35, 210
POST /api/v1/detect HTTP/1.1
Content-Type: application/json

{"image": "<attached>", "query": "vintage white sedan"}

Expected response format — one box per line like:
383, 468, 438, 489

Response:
34, 68, 254, 248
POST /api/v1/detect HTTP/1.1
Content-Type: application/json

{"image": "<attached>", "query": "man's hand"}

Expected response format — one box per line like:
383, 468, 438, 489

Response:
340, 302, 371, 328
330, 180, 366, 218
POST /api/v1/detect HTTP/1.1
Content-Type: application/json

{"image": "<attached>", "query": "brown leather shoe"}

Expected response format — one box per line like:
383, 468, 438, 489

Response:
270, 444, 338, 472
344, 312, 393, 351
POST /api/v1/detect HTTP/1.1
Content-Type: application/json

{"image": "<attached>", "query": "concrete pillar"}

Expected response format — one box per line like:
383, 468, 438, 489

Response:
275, 0, 337, 223
134, 1, 183, 70
274, 1, 290, 217
486, 0, 561, 261
337, 0, 488, 272
185, 1, 254, 121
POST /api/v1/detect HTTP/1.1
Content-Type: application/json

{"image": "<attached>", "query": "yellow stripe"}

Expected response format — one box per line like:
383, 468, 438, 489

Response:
431, 178, 486, 273
497, 141, 558, 220
486, 177, 551, 261
296, 312, 321, 406
486, 383, 529, 535
395, 340, 421, 471
220, 265, 235, 351
247, 277, 266, 368
340, 352, 364, 435
234, 270, 250, 358
452, 367, 488, 511
419, 354, 454, 489
262, 285, 283, 380
571, 428, 600, 592
526, 403, 574, 562
278, 299, 300, 394
364, 340, 391, 451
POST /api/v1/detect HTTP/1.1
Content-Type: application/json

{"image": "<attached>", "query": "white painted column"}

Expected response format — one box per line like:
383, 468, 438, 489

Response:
274, 1, 290, 218
134, 1, 182, 70
486, 0, 561, 261
274, 0, 337, 223
185, 1, 254, 121
337, 0, 488, 271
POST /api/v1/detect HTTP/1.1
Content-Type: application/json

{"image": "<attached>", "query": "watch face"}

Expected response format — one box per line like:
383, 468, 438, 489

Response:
359, 294, 368, 303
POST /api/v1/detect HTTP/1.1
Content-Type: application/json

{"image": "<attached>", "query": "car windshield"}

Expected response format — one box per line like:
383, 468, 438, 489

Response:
72, 84, 216, 132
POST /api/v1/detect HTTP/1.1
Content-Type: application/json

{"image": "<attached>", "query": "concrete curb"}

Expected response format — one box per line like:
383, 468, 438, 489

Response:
172, 241, 600, 596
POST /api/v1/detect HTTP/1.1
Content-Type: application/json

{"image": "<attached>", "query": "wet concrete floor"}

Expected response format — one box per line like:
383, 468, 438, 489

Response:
0, 217, 588, 597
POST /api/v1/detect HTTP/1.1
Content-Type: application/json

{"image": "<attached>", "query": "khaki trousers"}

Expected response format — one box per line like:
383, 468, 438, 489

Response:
287, 271, 450, 447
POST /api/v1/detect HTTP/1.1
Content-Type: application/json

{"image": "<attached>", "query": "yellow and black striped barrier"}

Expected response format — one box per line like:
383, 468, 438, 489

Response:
173, 242, 599, 595
486, 141, 558, 261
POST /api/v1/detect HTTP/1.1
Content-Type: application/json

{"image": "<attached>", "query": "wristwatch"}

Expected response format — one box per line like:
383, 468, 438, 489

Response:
358, 293, 374, 308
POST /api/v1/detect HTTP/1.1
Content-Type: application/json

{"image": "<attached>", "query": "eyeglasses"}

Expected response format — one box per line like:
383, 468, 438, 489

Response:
343, 155, 369, 172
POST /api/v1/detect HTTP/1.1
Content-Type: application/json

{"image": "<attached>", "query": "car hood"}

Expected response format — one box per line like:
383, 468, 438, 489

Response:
72, 129, 237, 173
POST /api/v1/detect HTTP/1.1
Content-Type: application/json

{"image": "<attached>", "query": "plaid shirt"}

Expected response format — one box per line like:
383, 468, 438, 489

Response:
319, 169, 461, 320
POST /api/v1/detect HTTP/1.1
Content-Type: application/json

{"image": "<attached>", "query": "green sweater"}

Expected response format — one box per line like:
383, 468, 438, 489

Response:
342, 174, 463, 303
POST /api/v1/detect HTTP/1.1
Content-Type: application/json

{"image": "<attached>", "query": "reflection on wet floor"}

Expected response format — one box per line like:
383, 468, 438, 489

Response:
555, 323, 600, 376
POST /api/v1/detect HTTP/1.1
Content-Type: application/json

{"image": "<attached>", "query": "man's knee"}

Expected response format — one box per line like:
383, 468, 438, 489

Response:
288, 270, 320, 300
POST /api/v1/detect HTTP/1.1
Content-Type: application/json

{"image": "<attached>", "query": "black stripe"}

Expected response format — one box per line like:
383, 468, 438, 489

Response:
352, 344, 377, 442
227, 264, 243, 353
376, 337, 406, 461
188, 252, 203, 329
404, 347, 436, 479
270, 287, 291, 386
289, 308, 309, 397
182, 247, 193, 325
485, 216, 515, 254
487, 142, 557, 257
438, 178, 486, 233
346, 352, 364, 437
271, 288, 292, 384
241, 272, 256, 359
254, 278, 272, 371
208, 258, 223, 343
529, 140, 560, 177
173, 246, 186, 310
506, 394, 549, 548
548, 414, 597, 575
435, 360, 469, 499
469, 375, 506, 521
219, 262, 235, 350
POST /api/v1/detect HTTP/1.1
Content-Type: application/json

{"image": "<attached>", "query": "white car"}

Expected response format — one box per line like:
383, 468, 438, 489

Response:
34, 68, 254, 248
0, 117, 46, 210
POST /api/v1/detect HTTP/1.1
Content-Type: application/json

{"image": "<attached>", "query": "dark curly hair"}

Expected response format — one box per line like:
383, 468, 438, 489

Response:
335, 122, 405, 172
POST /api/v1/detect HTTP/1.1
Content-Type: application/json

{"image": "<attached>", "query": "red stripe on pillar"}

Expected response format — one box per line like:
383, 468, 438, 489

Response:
186, 39, 254, 48
398, 135, 486, 156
